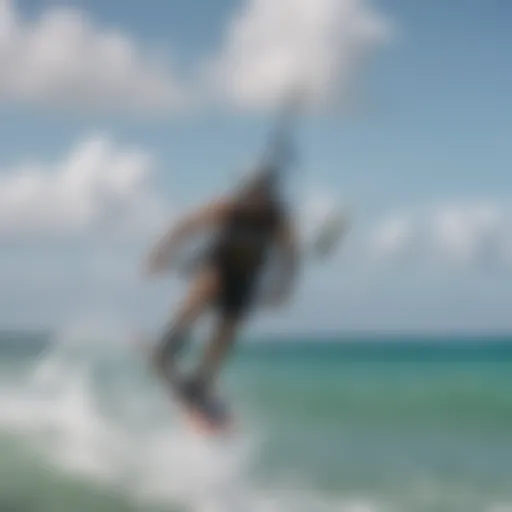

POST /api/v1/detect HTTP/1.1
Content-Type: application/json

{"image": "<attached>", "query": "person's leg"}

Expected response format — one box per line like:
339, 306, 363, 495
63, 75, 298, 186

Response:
191, 269, 259, 392
152, 266, 219, 378
193, 313, 242, 392
179, 270, 256, 405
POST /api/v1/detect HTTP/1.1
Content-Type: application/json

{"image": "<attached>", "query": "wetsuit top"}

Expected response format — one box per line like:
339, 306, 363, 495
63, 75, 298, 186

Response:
211, 201, 283, 276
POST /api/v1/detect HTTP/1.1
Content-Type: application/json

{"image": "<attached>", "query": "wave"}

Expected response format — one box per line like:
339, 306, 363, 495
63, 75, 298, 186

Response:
1, 322, 512, 511
0, 326, 364, 512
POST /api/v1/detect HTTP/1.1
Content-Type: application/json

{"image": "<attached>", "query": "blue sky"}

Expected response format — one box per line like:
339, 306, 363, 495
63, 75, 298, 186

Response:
0, 0, 511, 334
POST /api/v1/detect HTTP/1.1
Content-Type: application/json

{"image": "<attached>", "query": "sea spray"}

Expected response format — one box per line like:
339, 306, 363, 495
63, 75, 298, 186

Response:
2, 326, 511, 511
0, 325, 350, 512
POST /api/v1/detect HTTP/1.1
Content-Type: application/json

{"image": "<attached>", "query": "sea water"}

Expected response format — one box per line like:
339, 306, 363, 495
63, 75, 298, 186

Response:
0, 330, 511, 512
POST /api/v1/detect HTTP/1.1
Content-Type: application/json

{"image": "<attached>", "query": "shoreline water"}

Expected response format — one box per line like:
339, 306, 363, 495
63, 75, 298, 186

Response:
0, 329, 511, 511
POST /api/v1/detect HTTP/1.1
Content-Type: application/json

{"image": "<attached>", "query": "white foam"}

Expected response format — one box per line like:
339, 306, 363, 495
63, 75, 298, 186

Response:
0, 330, 377, 512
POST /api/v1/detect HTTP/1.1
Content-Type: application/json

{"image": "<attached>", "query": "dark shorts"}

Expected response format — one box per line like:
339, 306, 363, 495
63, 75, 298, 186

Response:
214, 266, 258, 318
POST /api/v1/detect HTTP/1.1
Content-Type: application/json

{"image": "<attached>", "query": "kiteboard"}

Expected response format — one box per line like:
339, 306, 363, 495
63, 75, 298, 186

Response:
133, 336, 233, 435
166, 373, 233, 435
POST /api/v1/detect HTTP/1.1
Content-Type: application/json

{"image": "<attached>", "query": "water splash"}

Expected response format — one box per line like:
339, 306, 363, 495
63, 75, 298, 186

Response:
0, 328, 354, 512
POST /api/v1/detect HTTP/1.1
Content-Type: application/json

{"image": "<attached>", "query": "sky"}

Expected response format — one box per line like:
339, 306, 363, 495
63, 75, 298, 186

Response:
0, 0, 511, 336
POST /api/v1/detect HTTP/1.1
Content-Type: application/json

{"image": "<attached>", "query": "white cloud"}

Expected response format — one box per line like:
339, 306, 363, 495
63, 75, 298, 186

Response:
0, 134, 169, 238
0, 0, 183, 112
207, 0, 391, 110
430, 202, 504, 264
370, 201, 512, 270
370, 214, 415, 260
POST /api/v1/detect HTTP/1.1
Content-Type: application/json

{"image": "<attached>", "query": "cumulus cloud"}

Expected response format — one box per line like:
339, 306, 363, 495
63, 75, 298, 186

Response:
207, 0, 391, 110
371, 214, 413, 258
0, 134, 169, 239
0, 0, 183, 112
369, 201, 512, 270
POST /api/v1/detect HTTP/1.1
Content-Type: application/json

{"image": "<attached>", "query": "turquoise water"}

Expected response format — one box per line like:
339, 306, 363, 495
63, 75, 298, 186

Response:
0, 331, 511, 512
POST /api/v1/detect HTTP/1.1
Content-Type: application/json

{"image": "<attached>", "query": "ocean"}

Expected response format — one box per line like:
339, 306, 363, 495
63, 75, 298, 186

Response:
0, 329, 511, 512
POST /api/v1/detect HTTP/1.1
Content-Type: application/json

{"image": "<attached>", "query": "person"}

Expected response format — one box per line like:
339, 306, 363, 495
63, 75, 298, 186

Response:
144, 165, 300, 408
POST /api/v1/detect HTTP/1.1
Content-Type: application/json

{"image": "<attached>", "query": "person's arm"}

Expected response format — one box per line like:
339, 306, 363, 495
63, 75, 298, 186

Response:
268, 216, 301, 306
145, 199, 231, 276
